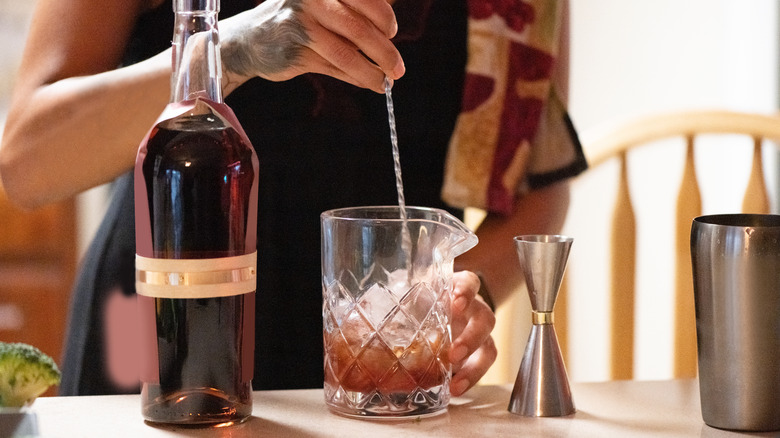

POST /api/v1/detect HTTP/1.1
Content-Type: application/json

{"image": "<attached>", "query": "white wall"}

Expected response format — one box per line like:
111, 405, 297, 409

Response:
0, 1, 35, 123
562, 0, 779, 382
571, 2, 779, 125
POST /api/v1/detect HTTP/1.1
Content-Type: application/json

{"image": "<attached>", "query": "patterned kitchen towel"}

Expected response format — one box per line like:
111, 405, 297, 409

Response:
443, 0, 587, 215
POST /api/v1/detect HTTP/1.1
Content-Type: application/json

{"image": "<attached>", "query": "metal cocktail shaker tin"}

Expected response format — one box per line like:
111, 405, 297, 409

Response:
691, 214, 780, 432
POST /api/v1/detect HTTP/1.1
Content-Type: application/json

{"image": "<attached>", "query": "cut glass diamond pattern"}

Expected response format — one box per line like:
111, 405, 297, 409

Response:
323, 266, 452, 416
358, 282, 398, 328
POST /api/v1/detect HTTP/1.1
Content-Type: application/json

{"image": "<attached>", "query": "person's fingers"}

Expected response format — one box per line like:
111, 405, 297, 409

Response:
448, 270, 496, 397
451, 271, 480, 313
283, 45, 382, 91
450, 271, 494, 365
338, 0, 398, 38
450, 336, 497, 396
300, 21, 396, 92
220, 0, 404, 93
450, 296, 495, 368
306, 0, 405, 83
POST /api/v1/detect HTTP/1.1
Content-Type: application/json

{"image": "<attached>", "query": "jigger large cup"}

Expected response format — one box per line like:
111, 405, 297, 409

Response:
691, 214, 780, 432
321, 206, 478, 417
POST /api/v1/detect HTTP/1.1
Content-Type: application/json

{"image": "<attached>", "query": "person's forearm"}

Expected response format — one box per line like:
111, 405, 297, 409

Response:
0, 51, 172, 209
455, 181, 571, 308
1, 0, 405, 210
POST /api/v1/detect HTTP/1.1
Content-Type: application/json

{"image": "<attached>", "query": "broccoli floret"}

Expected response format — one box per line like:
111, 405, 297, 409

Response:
0, 342, 61, 407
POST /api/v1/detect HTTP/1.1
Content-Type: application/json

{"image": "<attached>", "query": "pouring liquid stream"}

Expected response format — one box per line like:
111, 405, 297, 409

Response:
385, 77, 414, 284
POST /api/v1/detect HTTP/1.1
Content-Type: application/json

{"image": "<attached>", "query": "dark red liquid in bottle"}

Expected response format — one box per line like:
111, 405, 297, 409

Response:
139, 109, 255, 425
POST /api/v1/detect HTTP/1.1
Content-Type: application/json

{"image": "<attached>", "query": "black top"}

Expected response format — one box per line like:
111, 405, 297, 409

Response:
61, 0, 468, 395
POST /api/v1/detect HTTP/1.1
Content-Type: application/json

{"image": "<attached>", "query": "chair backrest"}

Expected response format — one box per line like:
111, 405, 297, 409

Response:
559, 110, 780, 380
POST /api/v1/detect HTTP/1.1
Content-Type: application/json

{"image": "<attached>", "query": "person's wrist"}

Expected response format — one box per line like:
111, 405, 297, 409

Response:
475, 273, 496, 312
221, 70, 246, 96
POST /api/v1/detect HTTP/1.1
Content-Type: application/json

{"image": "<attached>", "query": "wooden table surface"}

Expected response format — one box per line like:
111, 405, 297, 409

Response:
24, 379, 779, 437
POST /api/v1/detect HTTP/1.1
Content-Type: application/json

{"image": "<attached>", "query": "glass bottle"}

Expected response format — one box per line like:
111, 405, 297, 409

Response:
134, 0, 258, 426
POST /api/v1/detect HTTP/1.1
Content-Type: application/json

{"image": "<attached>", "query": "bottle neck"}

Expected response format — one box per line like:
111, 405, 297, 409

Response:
171, 0, 223, 103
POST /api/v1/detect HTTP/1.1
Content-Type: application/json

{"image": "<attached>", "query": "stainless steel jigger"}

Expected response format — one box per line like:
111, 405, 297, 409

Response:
508, 235, 575, 417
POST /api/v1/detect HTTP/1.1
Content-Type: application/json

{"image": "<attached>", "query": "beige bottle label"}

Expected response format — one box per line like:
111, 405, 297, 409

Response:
135, 252, 257, 298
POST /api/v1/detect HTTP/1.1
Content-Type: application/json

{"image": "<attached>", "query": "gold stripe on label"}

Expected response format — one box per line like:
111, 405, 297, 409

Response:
532, 311, 554, 325
135, 252, 257, 299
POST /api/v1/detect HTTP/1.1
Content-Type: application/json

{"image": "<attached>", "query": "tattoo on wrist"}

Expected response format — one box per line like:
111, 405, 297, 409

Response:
222, 0, 310, 77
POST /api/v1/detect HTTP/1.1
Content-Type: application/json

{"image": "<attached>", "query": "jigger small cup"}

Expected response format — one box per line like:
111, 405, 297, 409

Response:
509, 235, 575, 417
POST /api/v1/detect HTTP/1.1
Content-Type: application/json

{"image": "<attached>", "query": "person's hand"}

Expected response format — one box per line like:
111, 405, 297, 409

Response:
220, 0, 405, 94
449, 271, 497, 396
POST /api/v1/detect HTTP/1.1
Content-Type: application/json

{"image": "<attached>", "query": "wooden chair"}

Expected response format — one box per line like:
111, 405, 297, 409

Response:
559, 110, 780, 380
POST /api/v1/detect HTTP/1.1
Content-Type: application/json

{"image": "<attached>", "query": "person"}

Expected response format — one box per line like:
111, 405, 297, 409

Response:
0, 0, 583, 397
